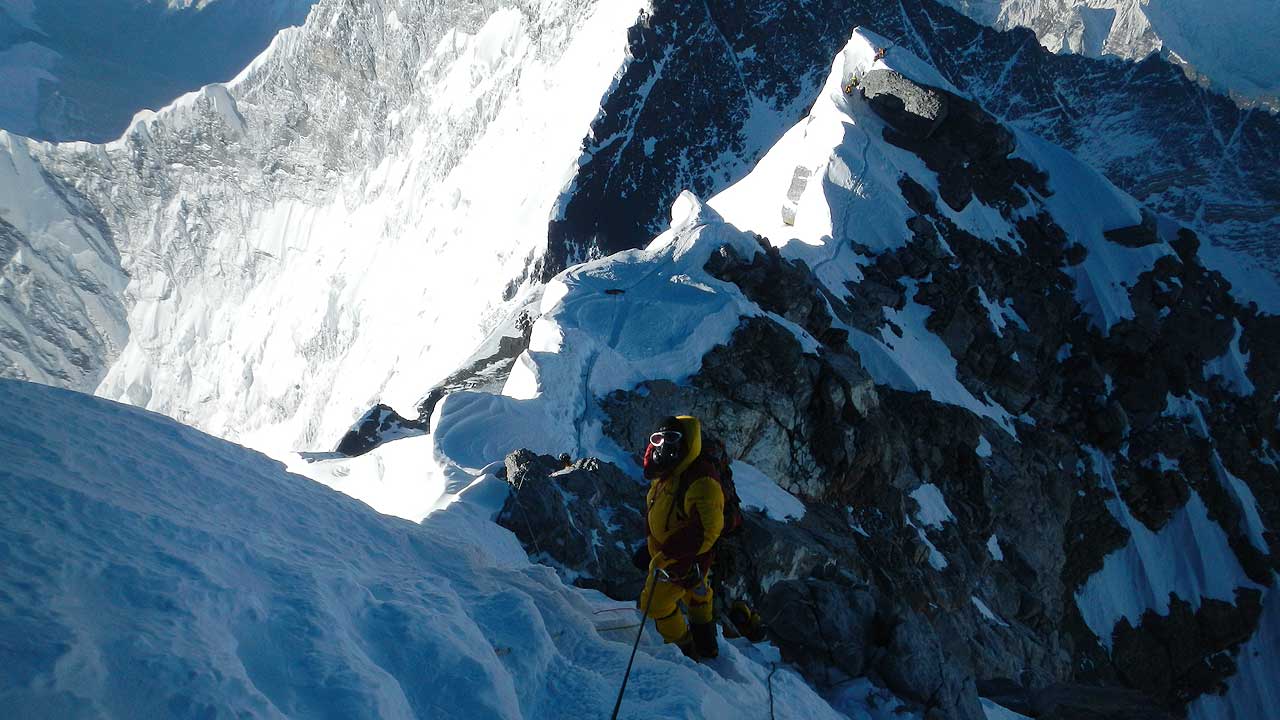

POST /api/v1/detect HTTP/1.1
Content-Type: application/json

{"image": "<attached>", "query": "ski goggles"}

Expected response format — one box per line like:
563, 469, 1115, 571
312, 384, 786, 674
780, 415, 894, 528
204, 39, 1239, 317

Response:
649, 430, 683, 446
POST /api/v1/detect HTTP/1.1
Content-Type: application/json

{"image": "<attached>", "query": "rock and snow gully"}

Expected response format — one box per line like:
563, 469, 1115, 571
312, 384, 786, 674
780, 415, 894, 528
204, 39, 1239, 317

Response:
1, 2, 1278, 720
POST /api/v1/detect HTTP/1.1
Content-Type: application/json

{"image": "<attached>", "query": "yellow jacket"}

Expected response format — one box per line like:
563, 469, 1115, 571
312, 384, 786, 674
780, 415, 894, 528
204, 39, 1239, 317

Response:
645, 416, 725, 572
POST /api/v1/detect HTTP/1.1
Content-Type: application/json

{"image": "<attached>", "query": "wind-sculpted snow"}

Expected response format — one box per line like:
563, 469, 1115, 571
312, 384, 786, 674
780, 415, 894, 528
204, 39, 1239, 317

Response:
0, 0, 318, 142
0, 378, 863, 719
1188, 578, 1280, 720
434, 192, 775, 472
1074, 448, 1260, 651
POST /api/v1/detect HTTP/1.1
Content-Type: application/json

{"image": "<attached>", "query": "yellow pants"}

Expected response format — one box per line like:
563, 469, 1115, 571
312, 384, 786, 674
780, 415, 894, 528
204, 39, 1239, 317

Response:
640, 575, 713, 645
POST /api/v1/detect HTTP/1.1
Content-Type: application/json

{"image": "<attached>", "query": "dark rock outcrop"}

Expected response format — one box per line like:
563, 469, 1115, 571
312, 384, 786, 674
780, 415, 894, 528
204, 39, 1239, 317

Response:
859, 68, 950, 139
495, 449, 648, 600
334, 404, 425, 457
980, 680, 1178, 720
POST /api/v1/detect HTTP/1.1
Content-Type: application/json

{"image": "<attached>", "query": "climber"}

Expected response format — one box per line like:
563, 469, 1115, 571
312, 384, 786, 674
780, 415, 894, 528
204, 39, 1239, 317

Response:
637, 415, 725, 660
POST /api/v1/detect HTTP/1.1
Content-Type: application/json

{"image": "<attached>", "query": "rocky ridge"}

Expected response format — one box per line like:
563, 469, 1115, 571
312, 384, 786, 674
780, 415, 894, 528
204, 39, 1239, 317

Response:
488, 45, 1277, 719
548, 0, 1279, 283
2, 0, 1276, 456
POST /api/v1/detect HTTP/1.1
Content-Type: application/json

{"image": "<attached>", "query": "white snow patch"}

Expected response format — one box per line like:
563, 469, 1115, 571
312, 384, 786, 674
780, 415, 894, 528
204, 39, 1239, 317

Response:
434, 193, 771, 472
826, 676, 915, 719
982, 697, 1034, 720
907, 517, 949, 571
977, 287, 1029, 337
732, 460, 806, 522
1152, 452, 1180, 473
281, 434, 445, 522
971, 596, 1010, 627
987, 534, 1004, 561
1203, 318, 1255, 396
1012, 130, 1171, 333
850, 279, 1017, 435
910, 483, 955, 529
1187, 578, 1280, 720
1164, 392, 1212, 437
976, 435, 993, 458
1211, 453, 1270, 556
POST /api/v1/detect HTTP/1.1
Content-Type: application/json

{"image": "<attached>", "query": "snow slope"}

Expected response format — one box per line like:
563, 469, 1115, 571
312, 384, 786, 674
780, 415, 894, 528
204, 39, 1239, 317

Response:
1074, 448, 1260, 650
0, 0, 318, 141
0, 377, 857, 719
1, 0, 648, 453
0, 131, 128, 389
934, 0, 1280, 108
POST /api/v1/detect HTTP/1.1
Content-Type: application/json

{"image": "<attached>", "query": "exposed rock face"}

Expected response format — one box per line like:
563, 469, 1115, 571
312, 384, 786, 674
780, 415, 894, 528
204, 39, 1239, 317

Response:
761, 579, 878, 682
495, 449, 648, 600
1110, 590, 1263, 705
858, 68, 950, 139
334, 403, 424, 457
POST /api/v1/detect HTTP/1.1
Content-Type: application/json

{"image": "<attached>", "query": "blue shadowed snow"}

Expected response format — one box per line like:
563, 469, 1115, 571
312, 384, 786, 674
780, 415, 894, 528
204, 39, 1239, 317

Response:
0, 378, 849, 718
1073, 447, 1262, 651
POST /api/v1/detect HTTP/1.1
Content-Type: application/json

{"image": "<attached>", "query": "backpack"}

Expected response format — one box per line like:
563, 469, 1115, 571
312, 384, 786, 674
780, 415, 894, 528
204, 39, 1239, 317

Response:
680, 434, 743, 537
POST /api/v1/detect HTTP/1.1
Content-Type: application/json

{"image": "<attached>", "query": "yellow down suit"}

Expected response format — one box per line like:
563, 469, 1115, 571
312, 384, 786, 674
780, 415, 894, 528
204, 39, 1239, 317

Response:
640, 416, 725, 646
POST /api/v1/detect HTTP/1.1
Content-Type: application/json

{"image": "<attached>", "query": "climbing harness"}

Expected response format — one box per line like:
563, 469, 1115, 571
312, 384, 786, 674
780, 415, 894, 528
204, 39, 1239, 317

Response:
610, 562, 668, 720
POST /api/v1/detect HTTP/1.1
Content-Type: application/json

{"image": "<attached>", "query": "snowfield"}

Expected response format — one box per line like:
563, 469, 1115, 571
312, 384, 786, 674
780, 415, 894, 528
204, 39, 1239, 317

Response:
0, 378, 861, 719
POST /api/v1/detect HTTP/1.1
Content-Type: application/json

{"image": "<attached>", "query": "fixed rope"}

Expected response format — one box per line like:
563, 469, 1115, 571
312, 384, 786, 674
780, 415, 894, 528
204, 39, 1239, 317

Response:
767, 663, 780, 720
610, 561, 663, 720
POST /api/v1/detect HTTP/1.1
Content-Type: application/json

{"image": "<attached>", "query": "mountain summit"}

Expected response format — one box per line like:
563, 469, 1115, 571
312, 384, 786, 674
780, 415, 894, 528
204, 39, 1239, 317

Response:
0, 3, 1277, 719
